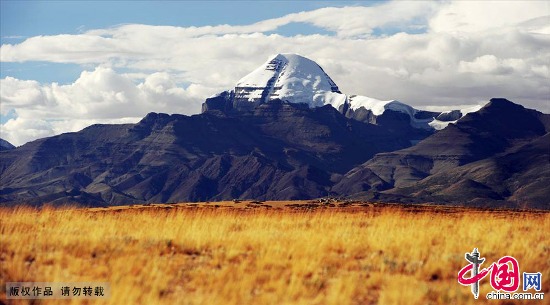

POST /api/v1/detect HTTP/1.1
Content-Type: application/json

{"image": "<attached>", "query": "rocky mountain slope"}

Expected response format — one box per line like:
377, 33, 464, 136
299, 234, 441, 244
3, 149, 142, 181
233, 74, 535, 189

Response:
333, 98, 550, 209
0, 101, 412, 206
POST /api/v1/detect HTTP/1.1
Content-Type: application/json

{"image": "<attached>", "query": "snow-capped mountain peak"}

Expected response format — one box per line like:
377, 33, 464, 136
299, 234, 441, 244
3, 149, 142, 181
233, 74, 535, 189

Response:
234, 53, 346, 108
203, 53, 484, 132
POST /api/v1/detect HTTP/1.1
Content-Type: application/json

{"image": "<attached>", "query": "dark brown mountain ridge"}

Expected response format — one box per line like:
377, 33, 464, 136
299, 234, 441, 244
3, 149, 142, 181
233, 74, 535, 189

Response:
0, 100, 415, 206
333, 98, 550, 209
1, 98, 548, 209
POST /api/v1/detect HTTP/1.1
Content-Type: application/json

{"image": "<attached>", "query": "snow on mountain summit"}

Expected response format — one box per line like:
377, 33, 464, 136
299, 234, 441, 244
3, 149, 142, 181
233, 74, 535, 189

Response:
203, 53, 484, 131
234, 53, 346, 108
232, 54, 430, 119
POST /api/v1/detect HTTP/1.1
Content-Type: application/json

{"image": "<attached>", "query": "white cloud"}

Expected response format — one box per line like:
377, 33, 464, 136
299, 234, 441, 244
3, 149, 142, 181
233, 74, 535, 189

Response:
0, 116, 141, 147
257, 2, 439, 38
458, 55, 514, 75
1, 1, 549, 145
0, 67, 211, 145
430, 1, 549, 33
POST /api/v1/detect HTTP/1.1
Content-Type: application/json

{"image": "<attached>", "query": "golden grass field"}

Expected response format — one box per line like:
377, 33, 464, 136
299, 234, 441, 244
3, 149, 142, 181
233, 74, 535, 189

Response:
1, 201, 549, 305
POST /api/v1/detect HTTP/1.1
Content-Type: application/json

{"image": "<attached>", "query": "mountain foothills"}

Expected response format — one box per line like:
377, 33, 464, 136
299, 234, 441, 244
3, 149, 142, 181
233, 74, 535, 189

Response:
1, 54, 548, 209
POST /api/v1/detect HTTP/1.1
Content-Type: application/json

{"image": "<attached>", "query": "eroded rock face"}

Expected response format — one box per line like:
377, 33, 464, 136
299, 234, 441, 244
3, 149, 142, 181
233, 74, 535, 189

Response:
202, 91, 234, 113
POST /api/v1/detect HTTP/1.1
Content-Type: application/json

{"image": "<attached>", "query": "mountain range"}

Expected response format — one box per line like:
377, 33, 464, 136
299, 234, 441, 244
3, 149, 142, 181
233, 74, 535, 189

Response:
1, 54, 548, 209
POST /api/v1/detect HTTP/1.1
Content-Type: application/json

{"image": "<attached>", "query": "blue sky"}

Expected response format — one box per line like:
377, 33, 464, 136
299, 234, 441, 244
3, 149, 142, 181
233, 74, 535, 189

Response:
1, 1, 360, 84
1, 1, 548, 145
1, 1, 390, 83
1, 1, 375, 37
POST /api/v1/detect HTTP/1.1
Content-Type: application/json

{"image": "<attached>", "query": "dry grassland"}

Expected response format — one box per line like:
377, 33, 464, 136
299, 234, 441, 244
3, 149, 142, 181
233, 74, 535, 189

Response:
1, 202, 548, 304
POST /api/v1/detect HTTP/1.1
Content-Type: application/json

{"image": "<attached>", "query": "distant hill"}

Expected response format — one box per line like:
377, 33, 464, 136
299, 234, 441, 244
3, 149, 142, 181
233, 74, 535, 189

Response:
333, 98, 550, 209
0, 138, 15, 151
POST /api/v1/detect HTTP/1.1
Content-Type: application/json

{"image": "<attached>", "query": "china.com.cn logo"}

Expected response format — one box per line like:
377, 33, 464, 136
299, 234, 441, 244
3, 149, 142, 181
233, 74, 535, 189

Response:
457, 248, 544, 300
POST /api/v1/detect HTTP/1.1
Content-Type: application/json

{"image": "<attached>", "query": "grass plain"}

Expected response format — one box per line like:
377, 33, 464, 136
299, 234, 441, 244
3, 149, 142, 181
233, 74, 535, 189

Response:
1, 201, 549, 305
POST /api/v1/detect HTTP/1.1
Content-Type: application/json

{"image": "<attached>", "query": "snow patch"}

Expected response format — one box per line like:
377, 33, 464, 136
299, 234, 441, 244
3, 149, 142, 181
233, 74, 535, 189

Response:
460, 104, 483, 116
428, 119, 453, 130
429, 104, 484, 130
347, 95, 412, 116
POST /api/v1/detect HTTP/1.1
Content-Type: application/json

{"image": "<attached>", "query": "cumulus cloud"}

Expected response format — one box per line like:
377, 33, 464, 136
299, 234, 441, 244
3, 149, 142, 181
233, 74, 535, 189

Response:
2, 1, 438, 65
0, 67, 211, 145
0, 116, 140, 147
1, 0, 549, 145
